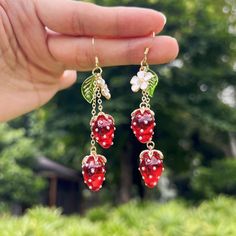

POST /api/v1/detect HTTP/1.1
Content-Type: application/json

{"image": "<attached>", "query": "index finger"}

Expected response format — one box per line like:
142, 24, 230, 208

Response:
35, 0, 166, 37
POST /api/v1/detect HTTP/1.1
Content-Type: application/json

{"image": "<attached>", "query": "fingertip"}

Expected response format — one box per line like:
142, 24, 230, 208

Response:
59, 70, 77, 90
150, 36, 179, 64
158, 12, 167, 26
148, 10, 167, 34
169, 37, 179, 61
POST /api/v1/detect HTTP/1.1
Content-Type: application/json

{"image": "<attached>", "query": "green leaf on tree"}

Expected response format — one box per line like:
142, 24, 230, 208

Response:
81, 75, 96, 103
146, 69, 159, 97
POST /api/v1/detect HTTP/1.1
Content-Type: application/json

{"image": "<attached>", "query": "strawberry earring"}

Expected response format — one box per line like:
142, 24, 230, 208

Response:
130, 33, 164, 188
81, 38, 115, 192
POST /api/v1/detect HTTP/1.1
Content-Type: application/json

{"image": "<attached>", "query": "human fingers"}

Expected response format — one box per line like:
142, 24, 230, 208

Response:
48, 35, 179, 71
35, 0, 166, 37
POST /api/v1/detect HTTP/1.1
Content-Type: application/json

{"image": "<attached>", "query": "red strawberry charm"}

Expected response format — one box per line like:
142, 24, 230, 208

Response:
139, 149, 164, 188
82, 154, 106, 192
131, 108, 155, 143
91, 112, 115, 149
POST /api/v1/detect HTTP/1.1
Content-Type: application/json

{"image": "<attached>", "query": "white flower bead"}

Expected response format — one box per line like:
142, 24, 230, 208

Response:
130, 70, 153, 92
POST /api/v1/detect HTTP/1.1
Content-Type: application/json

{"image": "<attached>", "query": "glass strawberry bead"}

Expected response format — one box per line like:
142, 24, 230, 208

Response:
139, 150, 164, 188
131, 108, 155, 143
82, 154, 106, 192
91, 113, 115, 149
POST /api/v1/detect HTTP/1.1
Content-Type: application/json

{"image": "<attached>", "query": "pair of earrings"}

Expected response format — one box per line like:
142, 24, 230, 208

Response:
81, 35, 164, 192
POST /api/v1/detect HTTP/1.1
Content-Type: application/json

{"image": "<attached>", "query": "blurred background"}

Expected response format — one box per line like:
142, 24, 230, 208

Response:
0, 0, 236, 235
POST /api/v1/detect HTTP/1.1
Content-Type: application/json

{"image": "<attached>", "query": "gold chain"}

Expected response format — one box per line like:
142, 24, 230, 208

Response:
89, 74, 104, 154
90, 79, 98, 154
96, 86, 103, 112
139, 90, 151, 109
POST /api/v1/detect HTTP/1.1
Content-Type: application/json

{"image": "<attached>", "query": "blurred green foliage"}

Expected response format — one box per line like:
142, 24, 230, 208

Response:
0, 196, 236, 236
0, 124, 46, 207
191, 159, 236, 198
0, 0, 236, 207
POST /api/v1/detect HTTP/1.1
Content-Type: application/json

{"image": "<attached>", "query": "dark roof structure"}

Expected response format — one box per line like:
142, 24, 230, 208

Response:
35, 156, 80, 181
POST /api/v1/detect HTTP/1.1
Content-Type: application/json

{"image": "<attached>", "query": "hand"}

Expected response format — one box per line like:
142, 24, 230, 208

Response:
0, 0, 179, 122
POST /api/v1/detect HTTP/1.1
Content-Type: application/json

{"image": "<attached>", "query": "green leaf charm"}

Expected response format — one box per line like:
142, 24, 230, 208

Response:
81, 75, 96, 103
146, 69, 159, 97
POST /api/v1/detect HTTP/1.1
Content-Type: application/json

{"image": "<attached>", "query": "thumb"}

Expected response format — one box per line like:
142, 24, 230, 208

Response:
58, 70, 77, 90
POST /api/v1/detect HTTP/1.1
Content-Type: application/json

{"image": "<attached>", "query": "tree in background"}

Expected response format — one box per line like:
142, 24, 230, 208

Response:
0, 0, 236, 208
0, 124, 45, 213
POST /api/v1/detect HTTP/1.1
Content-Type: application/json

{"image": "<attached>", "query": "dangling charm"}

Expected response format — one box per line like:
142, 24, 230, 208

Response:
91, 113, 115, 149
81, 38, 115, 191
131, 108, 155, 143
139, 142, 164, 188
130, 33, 164, 188
82, 154, 106, 191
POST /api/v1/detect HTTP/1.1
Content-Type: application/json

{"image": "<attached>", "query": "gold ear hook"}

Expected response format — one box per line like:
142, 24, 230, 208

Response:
92, 38, 99, 68
144, 32, 156, 56
141, 32, 156, 69
92, 37, 103, 75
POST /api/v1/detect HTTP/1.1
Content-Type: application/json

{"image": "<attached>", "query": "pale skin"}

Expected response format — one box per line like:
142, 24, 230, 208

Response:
0, 0, 179, 122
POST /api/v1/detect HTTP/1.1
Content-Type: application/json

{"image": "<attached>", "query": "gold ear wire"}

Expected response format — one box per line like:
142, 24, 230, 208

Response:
92, 37, 99, 68
91, 37, 102, 75
141, 32, 156, 69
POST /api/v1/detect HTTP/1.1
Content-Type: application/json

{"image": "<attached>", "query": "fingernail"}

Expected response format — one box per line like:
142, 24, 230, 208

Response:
160, 12, 167, 25
64, 70, 75, 78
